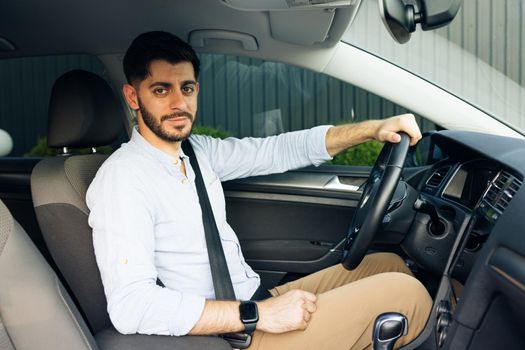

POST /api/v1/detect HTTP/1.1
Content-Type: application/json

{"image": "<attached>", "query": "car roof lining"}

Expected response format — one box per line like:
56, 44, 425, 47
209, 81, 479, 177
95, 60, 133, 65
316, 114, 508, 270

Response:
0, 0, 359, 60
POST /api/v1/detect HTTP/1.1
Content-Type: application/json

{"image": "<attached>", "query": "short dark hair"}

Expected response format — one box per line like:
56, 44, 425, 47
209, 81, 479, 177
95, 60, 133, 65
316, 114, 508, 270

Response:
123, 31, 200, 84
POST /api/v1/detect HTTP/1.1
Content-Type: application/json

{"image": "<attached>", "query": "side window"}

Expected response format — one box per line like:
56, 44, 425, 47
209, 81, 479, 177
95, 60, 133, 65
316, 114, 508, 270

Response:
0, 54, 121, 158
195, 54, 436, 166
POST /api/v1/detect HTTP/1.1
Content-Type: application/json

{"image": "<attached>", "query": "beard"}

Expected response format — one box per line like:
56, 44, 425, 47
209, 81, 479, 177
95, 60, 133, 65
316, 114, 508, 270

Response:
138, 99, 194, 142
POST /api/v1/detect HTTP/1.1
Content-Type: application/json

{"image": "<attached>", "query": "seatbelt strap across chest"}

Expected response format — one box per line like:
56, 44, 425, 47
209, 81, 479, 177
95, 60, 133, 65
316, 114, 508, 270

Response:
181, 140, 253, 348
157, 140, 251, 348
180, 140, 237, 300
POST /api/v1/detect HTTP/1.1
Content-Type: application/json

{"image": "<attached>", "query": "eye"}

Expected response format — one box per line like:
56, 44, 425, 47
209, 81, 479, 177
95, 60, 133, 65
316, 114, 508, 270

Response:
153, 87, 169, 96
182, 85, 195, 95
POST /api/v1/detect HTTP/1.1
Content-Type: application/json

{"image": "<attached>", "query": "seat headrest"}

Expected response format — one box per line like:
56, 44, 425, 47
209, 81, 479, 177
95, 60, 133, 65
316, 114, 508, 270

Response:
47, 70, 125, 148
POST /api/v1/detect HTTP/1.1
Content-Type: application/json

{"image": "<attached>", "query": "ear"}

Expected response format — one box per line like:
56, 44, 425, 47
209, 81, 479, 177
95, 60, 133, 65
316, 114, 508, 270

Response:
194, 82, 200, 96
122, 84, 139, 110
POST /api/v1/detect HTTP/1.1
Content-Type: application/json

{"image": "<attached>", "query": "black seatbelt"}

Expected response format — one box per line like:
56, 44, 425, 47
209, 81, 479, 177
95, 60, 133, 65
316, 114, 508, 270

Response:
154, 141, 250, 346
180, 140, 236, 300
180, 140, 251, 349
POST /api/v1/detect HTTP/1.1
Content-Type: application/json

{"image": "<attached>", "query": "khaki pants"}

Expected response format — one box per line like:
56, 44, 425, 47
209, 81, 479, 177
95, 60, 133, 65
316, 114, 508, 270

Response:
248, 253, 432, 350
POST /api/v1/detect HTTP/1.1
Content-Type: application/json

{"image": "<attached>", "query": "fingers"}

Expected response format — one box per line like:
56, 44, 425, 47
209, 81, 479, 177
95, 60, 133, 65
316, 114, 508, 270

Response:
292, 290, 317, 328
386, 131, 402, 143
303, 310, 311, 322
299, 319, 308, 330
300, 293, 317, 326
298, 301, 314, 328
301, 290, 317, 303
397, 113, 422, 145
303, 299, 317, 313
378, 113, 422, 146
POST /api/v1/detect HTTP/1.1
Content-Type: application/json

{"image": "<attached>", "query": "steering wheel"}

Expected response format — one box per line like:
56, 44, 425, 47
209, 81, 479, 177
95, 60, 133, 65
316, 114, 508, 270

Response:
341, 133, 410, 270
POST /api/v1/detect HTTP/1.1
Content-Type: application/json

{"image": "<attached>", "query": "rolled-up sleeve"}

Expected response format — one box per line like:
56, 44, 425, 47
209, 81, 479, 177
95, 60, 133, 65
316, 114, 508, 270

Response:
87, 161, 205, 336
191, 125, 333, 181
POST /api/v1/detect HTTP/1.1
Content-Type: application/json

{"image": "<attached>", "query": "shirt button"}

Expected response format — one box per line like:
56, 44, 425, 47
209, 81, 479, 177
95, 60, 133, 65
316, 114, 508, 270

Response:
181, 178, 188, 184
173, 159, 179, 165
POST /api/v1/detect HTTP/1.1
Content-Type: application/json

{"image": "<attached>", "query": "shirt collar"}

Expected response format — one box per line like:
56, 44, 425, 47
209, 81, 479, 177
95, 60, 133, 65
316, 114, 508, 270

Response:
130, 126, 189, 165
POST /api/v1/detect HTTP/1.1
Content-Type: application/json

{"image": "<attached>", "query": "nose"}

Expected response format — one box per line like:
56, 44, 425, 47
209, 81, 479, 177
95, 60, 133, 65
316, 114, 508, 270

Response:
169, 89, 188, 110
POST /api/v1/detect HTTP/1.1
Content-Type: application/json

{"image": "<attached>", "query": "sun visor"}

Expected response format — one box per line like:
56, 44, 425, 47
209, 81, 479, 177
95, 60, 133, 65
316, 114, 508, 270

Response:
269, 9, 335, 45
221, 0, 359, 10
221, 0, 361, 46
271, 6, 359, 46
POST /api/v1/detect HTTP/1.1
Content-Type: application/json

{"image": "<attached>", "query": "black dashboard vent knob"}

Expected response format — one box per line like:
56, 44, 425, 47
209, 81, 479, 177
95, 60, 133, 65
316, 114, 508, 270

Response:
426, 165, 452, 188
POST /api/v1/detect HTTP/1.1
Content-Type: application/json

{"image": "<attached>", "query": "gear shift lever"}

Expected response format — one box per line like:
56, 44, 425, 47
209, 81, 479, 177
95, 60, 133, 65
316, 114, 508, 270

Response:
372, 312, 408, 350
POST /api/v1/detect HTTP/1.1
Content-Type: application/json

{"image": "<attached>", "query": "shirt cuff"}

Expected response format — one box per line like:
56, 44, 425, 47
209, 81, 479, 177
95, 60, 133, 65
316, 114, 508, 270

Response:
169, 292, 206, 336
308, 125, 333, 166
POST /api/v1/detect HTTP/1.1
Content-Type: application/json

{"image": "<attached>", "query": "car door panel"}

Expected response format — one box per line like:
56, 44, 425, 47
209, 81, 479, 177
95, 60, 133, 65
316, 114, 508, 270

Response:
224, 166, 369, 280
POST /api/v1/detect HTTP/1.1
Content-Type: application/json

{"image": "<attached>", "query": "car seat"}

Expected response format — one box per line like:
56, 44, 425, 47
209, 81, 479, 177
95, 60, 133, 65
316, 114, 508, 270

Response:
30, 70, 230, 349
0, 198, 97, 350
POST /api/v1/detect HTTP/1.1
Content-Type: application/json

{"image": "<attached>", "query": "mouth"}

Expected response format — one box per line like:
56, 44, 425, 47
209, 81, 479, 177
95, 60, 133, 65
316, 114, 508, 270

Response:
163, 115, 191, 127
166, 116, 189, 121
166, 120, 188, 128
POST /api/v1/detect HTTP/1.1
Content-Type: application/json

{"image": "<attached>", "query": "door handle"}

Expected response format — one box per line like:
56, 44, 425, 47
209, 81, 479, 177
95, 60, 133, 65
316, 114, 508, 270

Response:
323, 176, 362, 192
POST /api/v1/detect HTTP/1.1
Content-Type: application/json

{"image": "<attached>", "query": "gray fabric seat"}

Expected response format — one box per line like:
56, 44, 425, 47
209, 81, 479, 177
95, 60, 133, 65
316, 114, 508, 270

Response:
30, 70, 230, 350
0, 199, 98, 350
31, 70, 124, 335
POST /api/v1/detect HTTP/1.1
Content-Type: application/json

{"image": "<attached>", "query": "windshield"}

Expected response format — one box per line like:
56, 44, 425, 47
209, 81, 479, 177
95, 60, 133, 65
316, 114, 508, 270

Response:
343, 0, 525, 134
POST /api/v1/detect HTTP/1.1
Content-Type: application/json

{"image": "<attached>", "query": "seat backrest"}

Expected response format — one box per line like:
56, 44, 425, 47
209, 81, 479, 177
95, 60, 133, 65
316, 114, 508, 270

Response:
31, 70, 125, 334
0, 199, 98, 350
29, 70, 233, 350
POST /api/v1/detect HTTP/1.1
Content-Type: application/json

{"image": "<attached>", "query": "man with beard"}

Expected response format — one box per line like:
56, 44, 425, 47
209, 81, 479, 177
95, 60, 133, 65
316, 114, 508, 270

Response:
87, 31, 432, 350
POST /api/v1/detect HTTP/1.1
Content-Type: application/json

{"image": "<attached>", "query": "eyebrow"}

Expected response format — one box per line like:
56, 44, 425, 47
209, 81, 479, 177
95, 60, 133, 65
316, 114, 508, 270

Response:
148, 80, 197, 89
181, 80, 197, 86
148, 81, 172, 89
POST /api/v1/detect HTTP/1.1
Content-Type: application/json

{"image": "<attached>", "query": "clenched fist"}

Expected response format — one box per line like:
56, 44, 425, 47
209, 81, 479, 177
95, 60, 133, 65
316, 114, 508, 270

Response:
257, 289, 317, 333
374, 113, 422, 146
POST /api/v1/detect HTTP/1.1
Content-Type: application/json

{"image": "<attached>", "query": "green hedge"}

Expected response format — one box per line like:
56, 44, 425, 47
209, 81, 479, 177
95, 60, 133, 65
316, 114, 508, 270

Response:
192, 125, 230, 139
326, 140, 383, 166
24, 137, 113, 157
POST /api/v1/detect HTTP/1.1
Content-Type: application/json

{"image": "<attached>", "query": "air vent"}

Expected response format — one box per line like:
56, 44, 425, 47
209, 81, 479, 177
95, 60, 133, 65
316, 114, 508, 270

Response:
426, 165, 452, 188
481, 170, 522, 222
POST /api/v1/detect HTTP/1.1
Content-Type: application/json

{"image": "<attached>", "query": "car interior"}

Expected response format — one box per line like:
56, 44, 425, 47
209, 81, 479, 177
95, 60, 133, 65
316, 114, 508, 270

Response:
1, 1, 525, 350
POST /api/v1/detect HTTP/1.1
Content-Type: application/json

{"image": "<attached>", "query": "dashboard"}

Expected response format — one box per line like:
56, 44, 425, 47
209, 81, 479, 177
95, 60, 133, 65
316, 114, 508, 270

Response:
399, 131, 525, 349
427, 159, 521, 223
402, 130, 524, 271
441, 161, 498, 210
414, 156, 522, 282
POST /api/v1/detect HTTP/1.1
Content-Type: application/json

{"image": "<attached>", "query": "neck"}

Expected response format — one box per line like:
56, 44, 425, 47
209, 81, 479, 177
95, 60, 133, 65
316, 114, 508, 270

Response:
137, 121, 182, 158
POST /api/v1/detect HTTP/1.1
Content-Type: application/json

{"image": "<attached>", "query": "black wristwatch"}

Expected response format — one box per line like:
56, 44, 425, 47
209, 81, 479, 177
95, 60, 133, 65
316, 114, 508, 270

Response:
239, 300, 258, 334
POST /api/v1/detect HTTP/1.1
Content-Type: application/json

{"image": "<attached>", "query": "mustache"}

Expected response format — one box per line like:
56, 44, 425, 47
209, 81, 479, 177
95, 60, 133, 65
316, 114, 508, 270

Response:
160, 111, 194, 122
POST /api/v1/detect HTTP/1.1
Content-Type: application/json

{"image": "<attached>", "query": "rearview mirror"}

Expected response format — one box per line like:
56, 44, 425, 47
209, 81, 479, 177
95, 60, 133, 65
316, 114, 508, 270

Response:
379, 0, 462, 44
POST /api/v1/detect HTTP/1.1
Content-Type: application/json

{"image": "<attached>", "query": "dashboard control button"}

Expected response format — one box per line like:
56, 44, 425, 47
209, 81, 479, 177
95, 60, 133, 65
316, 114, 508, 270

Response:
437, 312, 452, 331
436, 300, 450, 316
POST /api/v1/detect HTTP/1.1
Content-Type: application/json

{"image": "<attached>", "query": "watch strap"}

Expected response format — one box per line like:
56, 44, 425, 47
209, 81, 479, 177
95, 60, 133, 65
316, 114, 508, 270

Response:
244, 321, 256, 335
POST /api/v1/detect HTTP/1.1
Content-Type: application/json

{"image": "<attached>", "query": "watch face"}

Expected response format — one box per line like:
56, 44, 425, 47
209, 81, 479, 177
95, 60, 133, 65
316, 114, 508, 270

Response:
240, 301, 258, 323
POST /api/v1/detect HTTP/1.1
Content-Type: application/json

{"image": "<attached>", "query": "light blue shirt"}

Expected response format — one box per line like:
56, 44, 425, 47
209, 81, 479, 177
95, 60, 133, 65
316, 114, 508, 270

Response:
86, 126, 332, 336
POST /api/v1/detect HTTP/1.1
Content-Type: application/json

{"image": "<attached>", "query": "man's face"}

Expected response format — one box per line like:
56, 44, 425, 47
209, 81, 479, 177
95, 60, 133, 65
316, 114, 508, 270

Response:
129, 60, 199, 143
